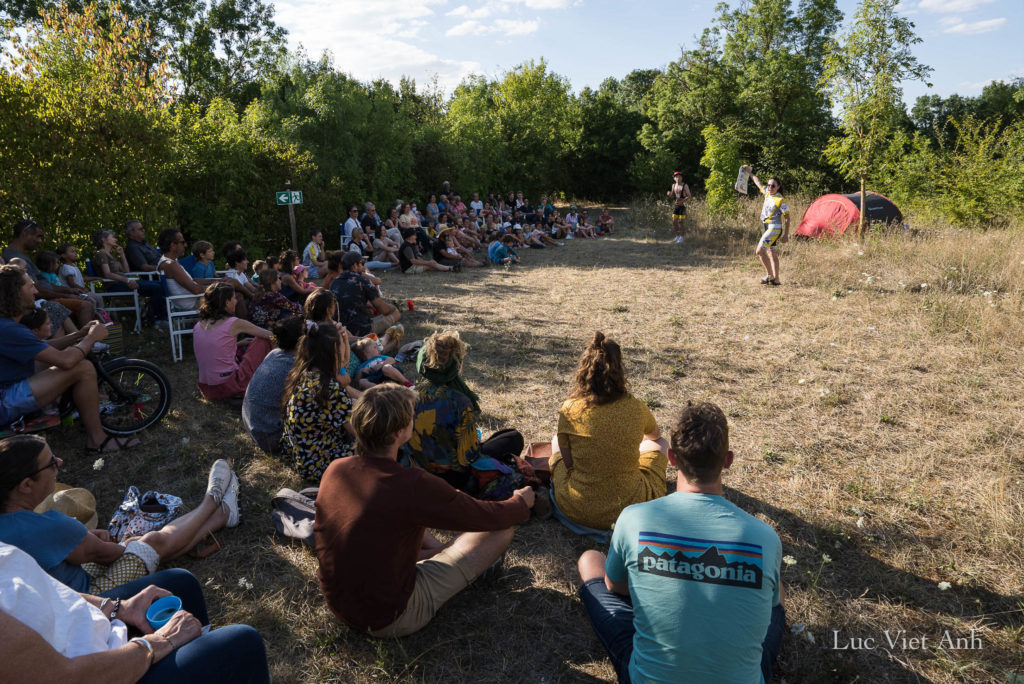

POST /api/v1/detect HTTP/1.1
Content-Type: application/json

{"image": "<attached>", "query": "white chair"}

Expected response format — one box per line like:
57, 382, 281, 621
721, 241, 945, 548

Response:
84, 259, 142, 333
161, 275, 200, 363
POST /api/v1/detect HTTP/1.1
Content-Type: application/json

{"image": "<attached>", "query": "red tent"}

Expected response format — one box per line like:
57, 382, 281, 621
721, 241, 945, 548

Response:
796, 192, 903, 239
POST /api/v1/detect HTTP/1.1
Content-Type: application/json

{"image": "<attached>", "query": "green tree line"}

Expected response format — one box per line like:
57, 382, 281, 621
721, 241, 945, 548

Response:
1, 0, 1022, 258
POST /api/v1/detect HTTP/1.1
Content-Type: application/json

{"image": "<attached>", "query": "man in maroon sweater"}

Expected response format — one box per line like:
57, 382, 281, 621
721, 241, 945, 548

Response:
315, 384, 535, 637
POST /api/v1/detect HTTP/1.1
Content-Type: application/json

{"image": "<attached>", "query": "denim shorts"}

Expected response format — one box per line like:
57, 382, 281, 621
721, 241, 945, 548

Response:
0, 379, 39, 425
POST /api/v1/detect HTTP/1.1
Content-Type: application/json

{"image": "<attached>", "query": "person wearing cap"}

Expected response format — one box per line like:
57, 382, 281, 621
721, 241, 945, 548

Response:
0, 435, 241, 594
329, 252, 403, 351
431, 225, 463, 269
397, 228, 453, 274
667, 171, 692, 244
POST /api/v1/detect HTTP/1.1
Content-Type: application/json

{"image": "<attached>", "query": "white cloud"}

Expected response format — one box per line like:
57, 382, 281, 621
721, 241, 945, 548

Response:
447, 20, 484, 36
276, 0, 481, 92
494, 18, 539, 35
942, 17, 1007, 34
917, 0, 993, 13
446, 17, 539, 37
521, 0, 575, 8
448, 4, 496, 19
272, 0, 570, 92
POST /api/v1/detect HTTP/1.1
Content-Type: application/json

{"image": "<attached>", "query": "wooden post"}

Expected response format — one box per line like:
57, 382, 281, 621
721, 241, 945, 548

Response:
286, 179, 297, 252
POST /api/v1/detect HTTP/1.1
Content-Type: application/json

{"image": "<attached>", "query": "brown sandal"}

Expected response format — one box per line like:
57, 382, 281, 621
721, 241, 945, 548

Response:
188, 532, 221, 559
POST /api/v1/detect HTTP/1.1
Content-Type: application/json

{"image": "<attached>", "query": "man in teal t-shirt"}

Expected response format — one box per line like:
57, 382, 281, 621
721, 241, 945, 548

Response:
576, 402, 785, 683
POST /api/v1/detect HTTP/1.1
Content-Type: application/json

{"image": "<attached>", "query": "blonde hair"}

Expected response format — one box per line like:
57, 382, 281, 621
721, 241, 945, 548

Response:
420, 330, 468, 370
351, 384, 417, 457
353, 337, 377, 361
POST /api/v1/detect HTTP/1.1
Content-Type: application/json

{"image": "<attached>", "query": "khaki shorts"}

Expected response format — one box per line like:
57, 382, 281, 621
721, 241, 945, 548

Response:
371, 312, 399, 336
368, 545, 475, 638
86, 540, 160, 593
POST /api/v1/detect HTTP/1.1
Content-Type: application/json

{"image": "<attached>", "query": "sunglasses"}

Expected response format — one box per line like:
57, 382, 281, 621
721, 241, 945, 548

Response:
27, 453, 59, 478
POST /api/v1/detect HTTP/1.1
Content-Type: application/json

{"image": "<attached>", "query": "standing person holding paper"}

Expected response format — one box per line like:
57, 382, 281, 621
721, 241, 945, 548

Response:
666, 172, 691, 244
743, 165, 790, 286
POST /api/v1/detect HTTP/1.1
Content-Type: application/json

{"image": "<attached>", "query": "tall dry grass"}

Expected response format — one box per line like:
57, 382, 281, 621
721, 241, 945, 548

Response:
44, 198, 1024, 682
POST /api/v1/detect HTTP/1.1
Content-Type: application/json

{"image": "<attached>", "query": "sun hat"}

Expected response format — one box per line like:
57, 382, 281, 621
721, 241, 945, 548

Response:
293, 264, 308, 275
35, 484, 98, 529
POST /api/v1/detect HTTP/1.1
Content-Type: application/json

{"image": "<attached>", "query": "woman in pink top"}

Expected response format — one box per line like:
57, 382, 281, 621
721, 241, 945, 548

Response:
193, 282, 274, 400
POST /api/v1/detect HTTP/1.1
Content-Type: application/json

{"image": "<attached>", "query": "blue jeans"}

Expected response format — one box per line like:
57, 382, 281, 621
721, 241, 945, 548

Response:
579, 578, 785, 683
100, 569, 270, 684
111, 280, 166, 321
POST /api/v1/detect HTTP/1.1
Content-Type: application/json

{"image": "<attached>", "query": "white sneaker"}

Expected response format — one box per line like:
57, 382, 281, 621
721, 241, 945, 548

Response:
672, 236, 682, 243
206, 459, 231, 504
222, 472, 240, 528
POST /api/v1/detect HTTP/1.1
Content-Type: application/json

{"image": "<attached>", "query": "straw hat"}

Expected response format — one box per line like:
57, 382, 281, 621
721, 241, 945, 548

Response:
35, 483, 98, 530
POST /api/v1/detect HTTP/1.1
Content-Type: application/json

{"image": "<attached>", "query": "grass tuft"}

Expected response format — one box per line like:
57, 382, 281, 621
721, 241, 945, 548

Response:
47, 198, 1024, 682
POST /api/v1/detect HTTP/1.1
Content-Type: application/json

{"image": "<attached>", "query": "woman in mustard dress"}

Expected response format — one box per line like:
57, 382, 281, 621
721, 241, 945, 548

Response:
551, 332, 668, 529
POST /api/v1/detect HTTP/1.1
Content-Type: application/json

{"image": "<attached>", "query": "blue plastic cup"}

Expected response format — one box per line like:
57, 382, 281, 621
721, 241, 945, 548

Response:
146, 595, 182, 630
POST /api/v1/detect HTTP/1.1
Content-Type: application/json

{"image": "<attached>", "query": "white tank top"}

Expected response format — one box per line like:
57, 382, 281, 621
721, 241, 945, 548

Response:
158, 255, 200, 311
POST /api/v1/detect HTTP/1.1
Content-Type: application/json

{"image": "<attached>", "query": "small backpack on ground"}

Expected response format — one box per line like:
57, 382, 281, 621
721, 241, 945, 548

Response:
271, 487, 318, 546
108, 486, 183, 542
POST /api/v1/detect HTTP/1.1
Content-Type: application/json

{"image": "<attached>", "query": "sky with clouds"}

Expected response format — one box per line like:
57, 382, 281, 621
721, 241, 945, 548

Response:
271, 0, 1022, 105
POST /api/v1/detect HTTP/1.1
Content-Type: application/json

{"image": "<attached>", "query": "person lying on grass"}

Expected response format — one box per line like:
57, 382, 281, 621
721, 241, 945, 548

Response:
314, 383, 535, 637
577, 401, 784, 684
0, 435, 239, 593
352, 338, 413, 390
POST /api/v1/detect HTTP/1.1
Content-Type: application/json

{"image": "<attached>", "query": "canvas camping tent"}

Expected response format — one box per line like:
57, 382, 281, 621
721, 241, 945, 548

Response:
795, 192, 903, 239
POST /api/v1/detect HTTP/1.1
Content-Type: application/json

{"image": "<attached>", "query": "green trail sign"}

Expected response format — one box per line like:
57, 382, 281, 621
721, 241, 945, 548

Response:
276, 190, 303, 205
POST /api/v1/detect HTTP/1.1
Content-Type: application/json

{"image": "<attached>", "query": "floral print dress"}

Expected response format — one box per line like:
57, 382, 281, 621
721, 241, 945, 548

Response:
281, 371, 354, 481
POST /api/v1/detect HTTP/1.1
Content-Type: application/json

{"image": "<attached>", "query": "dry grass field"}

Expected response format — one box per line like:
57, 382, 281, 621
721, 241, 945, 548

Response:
51, 197, 1023, 682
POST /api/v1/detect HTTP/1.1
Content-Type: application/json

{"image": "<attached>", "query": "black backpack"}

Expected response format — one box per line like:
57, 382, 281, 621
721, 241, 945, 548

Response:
271, 487, 318, 546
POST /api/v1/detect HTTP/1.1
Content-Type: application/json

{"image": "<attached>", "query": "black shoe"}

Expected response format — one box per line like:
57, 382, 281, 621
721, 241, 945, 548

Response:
769, 279, 781, 286
477, 552, 506, 585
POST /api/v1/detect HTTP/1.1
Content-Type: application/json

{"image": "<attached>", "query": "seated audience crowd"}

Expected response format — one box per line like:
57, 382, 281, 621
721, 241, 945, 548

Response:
1, 185, 787, 682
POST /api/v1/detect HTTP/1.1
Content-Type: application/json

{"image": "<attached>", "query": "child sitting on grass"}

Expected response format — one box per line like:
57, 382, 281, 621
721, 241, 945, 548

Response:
488, 235, 520, 265
352, 338, 412, 390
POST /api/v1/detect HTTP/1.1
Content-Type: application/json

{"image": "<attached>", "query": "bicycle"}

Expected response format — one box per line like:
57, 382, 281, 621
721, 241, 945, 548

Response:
1, 350, 172, 438
88, 350, 173, 435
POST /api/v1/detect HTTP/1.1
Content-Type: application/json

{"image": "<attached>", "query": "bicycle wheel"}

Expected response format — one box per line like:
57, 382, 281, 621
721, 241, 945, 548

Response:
97, 358, 172, 435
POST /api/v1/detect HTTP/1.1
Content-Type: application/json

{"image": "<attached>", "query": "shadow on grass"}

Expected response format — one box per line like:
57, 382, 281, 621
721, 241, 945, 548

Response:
726, 486, 1024, 682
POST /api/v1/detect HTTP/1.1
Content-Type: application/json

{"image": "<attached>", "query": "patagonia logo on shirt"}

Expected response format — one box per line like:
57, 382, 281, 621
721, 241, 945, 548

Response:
637, 531, 763, 589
